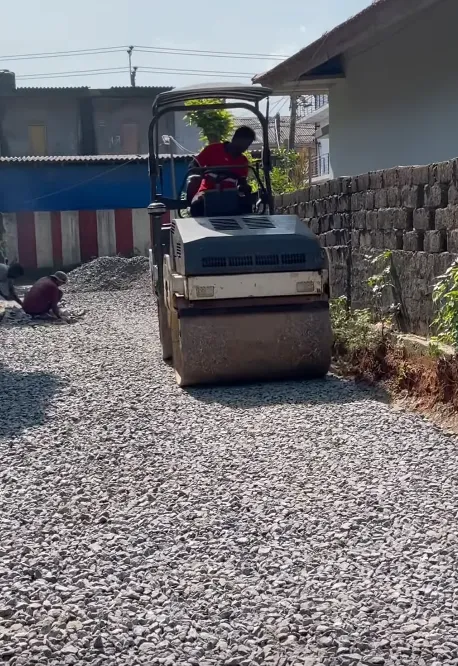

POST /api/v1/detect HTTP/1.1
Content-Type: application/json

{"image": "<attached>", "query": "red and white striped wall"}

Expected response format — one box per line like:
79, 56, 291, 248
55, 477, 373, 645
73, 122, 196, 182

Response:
2, 208, 170, 270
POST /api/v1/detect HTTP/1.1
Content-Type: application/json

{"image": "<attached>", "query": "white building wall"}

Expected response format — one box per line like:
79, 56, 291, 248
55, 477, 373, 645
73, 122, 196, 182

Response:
329, 0, 458, 177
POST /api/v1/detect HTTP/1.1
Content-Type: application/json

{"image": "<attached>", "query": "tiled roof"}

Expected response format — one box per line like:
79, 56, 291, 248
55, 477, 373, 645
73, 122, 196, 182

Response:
234, 116, 314, 147
0, 153, 193, 166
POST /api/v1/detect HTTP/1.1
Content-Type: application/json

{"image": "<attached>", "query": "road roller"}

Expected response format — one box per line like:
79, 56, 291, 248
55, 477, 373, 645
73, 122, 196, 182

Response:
147, 83, 332, 387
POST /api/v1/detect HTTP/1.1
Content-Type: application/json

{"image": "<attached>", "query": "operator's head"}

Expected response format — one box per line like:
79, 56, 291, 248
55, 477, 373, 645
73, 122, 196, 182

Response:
230, 126, 256, 155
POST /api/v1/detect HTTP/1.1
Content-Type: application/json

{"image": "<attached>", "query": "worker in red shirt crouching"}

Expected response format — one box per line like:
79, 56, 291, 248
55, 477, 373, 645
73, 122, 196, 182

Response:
188, 126, 256, 217
22, 271, 68, 320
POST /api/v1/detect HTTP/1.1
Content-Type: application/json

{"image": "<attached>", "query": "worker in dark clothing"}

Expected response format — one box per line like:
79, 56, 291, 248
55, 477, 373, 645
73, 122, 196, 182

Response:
0, 262, 24, 306
22, 271, 68, 320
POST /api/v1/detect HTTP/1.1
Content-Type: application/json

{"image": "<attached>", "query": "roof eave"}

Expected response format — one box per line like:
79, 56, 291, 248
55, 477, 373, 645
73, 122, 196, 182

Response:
253, 0, 441, 88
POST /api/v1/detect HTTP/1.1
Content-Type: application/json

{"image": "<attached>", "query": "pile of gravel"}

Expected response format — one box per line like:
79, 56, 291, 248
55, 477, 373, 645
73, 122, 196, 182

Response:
2, 288, 458, 665
67, 256, 150, 293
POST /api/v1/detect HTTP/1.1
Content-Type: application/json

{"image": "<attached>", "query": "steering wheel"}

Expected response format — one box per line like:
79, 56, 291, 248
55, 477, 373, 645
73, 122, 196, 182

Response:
200, 167, 244, 185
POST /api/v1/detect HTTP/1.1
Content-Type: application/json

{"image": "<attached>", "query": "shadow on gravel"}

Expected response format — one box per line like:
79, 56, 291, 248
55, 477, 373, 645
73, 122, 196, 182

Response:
186, 374, 389, 408
0, 363, 64, 439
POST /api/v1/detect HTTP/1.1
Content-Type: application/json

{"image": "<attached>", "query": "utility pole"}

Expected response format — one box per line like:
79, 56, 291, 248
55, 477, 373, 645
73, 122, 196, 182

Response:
288, 94, 298, 151
127, 46, 136, 86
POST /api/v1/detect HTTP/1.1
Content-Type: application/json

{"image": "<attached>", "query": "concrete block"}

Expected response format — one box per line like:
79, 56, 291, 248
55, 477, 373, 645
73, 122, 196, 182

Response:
352, 210, 367, 230
366, 210, 379, 230
424, 230, 446, 253
403, 230, 424, 252
282, 192, 296, 207
449, 184, 458, 206
337, 194, 351, 212
398, 166, 413, 187
309, 218, 321, 235
393, 209, 413, 231
424, 183, 448, 209
305, 201, 316, 218
374, 231, 385, 248
320, 181, 330, 198
413, 208, 434, 231
401, 185, 423, 210
320, 215, 332, 233
319, 233, 327, 247
364, 190, 375, 210
340, 177, 351, 194
326, 196, 338, 214
350, 176, 358, 193
329, 179, 340, 196
298, 201, 308, 218
357, 173, 370, 191
412, 165, 429, 186
315, 199, 327, 216
384, 230, 404, 250
332, 213, 343, 230
429, 163, 438, 185
351, 192, 363, 211
437, 159, 456, 184
377, 208, 396, 230
387, 187, 401, 208
310, 185, 320, 200
352, 230, 361, 247
374, 189, 388, 208
359, 232, 372, 248
368, 170, 384, 190
435, 205, 458, 231
447, 229, 458, 254
384, 168, 399, 188
325, 230, 337, 247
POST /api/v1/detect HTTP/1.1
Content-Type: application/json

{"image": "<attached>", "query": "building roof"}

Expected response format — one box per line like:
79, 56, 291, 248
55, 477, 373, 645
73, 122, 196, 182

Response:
253, 0, 441, 89
2, 85, 172, 98
234, 116, 314, 148
0, 153, 193, 166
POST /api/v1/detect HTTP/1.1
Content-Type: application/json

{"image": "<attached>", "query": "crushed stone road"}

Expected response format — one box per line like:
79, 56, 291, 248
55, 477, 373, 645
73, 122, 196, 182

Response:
1, 280, 458, 666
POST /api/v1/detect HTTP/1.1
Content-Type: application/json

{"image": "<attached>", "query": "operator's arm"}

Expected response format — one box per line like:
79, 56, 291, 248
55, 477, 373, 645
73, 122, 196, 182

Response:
50, 289, 62, 319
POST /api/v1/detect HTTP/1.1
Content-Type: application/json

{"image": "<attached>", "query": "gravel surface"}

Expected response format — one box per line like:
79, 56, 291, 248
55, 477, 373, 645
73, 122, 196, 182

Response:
67, 256, 150, 293
1, 279, 458, 666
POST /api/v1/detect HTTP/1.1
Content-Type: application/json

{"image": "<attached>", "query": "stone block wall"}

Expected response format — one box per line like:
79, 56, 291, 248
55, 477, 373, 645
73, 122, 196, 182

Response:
275, 161, 458, 335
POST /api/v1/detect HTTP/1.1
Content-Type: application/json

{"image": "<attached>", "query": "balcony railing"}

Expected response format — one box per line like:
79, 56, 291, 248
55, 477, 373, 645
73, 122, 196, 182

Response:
298, 94, 329, 118
311, 153, 330, 178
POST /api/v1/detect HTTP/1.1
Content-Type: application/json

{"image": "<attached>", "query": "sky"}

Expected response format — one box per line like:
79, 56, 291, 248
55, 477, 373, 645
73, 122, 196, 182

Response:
1, 0, 372, 115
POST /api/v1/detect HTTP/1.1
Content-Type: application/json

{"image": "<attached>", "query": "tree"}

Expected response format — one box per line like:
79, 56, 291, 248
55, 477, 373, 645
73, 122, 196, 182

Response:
184, 99, 235, 145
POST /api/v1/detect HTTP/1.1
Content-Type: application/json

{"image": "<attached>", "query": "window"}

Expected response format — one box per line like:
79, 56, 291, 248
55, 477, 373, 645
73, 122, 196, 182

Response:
121, 123, 139, 154
28, 125, 47, 156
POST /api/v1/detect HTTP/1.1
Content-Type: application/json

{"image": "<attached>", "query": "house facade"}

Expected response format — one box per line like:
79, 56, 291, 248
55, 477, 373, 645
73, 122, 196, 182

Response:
254, 0, 456, 179
0, 72, 200, 158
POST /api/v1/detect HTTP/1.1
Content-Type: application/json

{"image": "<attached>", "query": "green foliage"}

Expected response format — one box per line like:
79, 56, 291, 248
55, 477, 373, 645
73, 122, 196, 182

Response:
184, 99, 235, 145
366, 250, 399, 331
330, 296, 382, 353
270, 148, 310, 195
431, 258, 458, 347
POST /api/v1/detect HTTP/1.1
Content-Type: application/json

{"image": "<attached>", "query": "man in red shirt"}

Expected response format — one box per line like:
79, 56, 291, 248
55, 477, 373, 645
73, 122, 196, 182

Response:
22, 271, 68, 320
189, 126, 256, 217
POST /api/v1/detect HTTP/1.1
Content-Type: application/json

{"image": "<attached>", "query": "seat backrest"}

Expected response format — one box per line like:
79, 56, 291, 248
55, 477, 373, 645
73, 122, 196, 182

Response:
202, 189, 242, 217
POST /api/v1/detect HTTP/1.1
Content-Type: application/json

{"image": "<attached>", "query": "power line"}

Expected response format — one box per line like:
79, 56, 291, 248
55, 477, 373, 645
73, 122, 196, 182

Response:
16, 66, 255, 82
0, 44, 286, 64
140, 66, 254, 76
0, 46, 126, 62
136, 46, 286, 60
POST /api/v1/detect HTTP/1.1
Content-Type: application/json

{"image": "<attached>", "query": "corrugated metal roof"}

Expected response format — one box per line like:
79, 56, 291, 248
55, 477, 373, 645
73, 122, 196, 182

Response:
0, 153, 194, 165
234, 116, 314, 147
